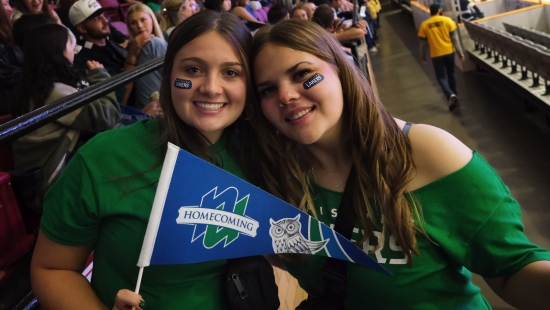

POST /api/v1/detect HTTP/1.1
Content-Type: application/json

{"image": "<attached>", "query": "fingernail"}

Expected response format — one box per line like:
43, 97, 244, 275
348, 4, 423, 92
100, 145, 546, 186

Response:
139, 300, 146, 308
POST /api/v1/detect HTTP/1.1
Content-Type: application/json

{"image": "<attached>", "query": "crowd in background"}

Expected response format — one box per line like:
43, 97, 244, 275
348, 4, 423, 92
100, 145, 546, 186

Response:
0, 0, 379, 218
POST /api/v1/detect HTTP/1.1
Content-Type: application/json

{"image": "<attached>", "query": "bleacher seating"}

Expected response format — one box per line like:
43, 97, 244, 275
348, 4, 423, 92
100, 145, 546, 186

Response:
503, 22, 550, 50
464, 20, 550, 96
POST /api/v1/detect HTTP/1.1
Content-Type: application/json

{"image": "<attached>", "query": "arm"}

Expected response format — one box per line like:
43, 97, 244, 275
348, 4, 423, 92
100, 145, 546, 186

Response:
232, 6, 261, 23
121, 34, 153, 105
31, 231, 106, 310
394, 119, 473, 190
419, 37, 428, 64
333, 27, 366, 42
450, 29, 465, 61
485, 261, 550, 310
55, 64, 121, 131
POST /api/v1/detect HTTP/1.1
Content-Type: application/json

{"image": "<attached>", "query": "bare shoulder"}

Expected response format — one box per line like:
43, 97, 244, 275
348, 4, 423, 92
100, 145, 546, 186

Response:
395, 120, 473, 190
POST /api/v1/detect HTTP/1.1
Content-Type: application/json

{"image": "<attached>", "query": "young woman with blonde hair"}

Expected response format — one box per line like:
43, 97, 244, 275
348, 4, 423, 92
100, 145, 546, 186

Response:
160, 0, 194, 35
123, 2, 167, 109
250, 19, 550, 309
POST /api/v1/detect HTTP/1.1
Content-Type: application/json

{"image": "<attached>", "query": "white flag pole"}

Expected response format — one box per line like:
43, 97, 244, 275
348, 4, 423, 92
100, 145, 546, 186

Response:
132, 143, 180, 310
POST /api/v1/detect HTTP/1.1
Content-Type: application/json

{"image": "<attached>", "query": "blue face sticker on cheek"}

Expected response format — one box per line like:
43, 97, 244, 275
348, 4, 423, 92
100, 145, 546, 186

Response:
174, 78, 192, 89
303, 73, 324, 90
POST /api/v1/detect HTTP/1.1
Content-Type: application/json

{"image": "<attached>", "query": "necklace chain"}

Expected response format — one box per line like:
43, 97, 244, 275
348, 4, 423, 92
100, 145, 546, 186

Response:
309, 167, 347, 190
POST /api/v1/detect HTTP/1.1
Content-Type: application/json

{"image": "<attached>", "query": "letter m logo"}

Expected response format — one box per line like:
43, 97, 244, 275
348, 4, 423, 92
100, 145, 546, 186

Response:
191, 187, 250, 248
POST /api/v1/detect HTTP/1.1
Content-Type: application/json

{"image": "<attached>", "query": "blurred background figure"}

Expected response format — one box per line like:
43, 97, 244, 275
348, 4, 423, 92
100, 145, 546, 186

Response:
3, 0, 13, 17
161, 0, 195, 36
267, 3, 288, 24
124, 2, 166, 109
11, 0, 60, 23
12, 23, 120, 207
0, 0, 22, 114
290, 5, 308, 20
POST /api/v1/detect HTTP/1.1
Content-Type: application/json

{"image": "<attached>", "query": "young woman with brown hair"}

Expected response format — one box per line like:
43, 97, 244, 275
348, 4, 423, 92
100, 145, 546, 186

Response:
30, 11, 261, 310
250, 19, 550, 309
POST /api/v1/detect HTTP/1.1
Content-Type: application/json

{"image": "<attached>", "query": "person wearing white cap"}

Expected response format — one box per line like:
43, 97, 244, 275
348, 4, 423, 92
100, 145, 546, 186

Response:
69, 0, 128, 101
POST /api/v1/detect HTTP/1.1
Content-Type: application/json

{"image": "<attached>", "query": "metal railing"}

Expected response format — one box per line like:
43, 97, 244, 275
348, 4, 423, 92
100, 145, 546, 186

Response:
0, 56, 163, 310
0, 56, 164, 146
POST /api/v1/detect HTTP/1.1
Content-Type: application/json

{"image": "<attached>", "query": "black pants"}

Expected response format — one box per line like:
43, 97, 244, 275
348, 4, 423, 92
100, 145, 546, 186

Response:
431, 53, 457, 100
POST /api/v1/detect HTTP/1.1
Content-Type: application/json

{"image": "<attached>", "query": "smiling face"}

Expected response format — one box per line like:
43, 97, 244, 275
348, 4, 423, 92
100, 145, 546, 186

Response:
171, 30, 247, 144
255, 44, 344, 146
23, 0, 42, 13
128, 11, 153, 36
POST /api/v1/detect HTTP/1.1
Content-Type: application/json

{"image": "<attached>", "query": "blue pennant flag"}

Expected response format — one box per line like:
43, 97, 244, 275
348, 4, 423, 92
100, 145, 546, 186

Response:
137, 143, 389, 275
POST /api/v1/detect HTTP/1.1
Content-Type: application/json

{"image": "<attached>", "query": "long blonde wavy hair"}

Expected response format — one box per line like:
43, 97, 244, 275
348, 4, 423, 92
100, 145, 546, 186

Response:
249, 20, 424, 263
126, 2, 165, 42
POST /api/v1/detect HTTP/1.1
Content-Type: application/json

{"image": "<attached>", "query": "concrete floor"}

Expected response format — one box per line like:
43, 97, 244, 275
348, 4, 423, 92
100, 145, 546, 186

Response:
371, 5, 550, 309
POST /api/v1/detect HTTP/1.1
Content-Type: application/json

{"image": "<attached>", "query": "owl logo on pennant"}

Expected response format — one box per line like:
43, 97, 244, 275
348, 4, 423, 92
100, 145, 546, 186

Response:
269, 214, 329, 254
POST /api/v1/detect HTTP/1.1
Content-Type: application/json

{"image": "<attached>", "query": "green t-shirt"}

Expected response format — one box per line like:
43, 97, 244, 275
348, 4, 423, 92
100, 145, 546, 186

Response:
41, 119, 246, 309
285, 151, 550, 309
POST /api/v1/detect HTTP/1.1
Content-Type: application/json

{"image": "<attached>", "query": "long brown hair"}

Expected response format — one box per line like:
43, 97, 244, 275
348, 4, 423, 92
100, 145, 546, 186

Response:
249, 20, 423, 262
158, 10, 260, 183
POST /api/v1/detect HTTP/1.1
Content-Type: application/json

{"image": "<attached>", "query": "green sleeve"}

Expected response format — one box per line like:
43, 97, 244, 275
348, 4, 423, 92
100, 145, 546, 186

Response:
41, 152, 101, 246
465, 194, 550, 277
419, 152, 550, 276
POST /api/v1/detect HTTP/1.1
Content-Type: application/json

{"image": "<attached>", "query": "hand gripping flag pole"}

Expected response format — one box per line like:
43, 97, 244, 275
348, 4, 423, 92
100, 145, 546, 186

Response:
132, 142, 390, 302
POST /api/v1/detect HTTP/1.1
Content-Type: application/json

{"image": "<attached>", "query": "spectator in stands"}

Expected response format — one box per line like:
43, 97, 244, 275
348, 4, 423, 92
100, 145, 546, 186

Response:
124, 2, 167, 109
12, 23, 120, 207
11, 12, 56, 48
312, 4, 367, 42
0, 1, 21, 115
418, 3, 464, 111
69, 0, 128, 102
31, 11, 261, 310
3, 0, 13, 16
459, 0, 483, 22
160, 0, 195, 36
290, 5, 308, 20
204, 0, 232, 12
231, 0, 261, 22
301, 2, 316, 19
55, 0, 128, 46
11, 0, 60, 23
267, 4, 288, 24
330, 0, 342, 15
361, 0, 377, 52
251, 19, 550, 310
189, 0, 202, 14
